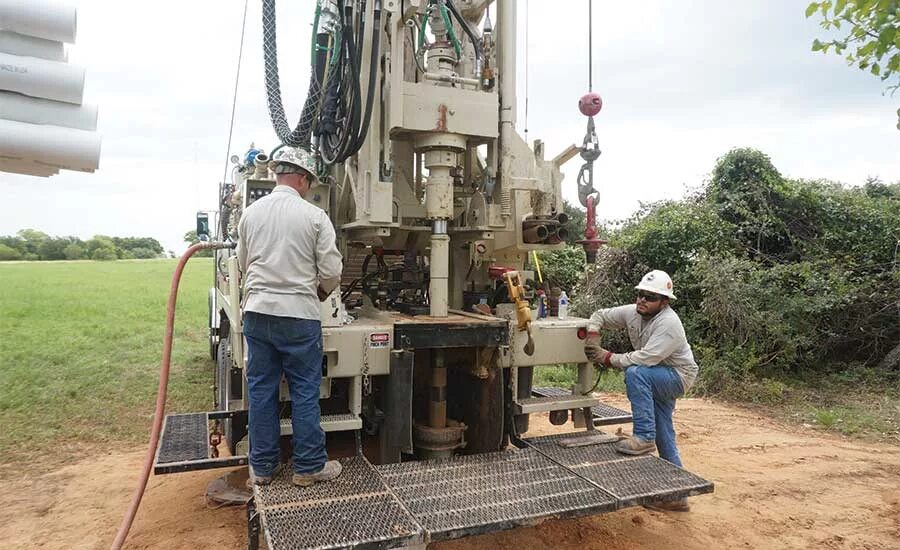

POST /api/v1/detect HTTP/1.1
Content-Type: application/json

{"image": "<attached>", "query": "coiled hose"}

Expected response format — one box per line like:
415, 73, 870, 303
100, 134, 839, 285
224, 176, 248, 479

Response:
110, 241, 235, 550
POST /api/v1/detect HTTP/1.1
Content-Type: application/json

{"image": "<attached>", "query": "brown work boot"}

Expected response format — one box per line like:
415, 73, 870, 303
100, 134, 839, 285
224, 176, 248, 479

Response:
614, 435, 657, 456
292, 460, 343, 487
644, 498, 690, 513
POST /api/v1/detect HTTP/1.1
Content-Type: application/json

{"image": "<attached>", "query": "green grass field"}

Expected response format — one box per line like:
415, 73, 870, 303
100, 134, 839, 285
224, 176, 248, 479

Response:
0, 259, 214, 470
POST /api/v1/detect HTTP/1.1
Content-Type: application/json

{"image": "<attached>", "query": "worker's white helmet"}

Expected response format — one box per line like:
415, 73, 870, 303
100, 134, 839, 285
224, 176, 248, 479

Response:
272, 146, 317, 182
635, 270, 676, 300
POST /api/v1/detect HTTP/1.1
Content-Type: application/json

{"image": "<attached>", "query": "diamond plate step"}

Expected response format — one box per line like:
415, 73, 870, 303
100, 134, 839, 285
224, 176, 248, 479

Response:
254, 456, 425, 550
513, 394, 600, 414
376, 448, 617, 542
526, 431, 714, 506
532, 387, 633, 425
280, 413, 362, 435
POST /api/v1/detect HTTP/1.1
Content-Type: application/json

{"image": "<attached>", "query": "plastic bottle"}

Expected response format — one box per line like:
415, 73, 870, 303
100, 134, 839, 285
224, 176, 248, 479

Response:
558, 291, 569, 320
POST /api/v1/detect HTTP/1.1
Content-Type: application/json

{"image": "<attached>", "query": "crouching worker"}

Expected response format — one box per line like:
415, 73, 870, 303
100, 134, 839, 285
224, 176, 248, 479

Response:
237, 146, 344, 488
584, 270, 698, 512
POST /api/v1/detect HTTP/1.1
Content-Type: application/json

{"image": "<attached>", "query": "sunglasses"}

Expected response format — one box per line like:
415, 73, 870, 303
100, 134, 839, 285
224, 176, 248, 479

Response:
636, 291, 663, 303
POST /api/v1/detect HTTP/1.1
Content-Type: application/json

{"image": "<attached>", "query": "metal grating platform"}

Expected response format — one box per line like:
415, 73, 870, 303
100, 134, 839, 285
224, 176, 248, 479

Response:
253, 434, 713, 548
154, 412, 248, 474
377, 448, 617, 542
254, 456, 425, 550
526, 431, 714, 506
532, 386, 633, 425
156, 413, 208, 465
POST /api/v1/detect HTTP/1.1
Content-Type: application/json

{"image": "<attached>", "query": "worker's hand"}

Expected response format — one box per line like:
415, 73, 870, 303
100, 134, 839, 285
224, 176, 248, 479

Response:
317, 285, 330, 302
584, 343, 603, 362
584, 330, 602, 361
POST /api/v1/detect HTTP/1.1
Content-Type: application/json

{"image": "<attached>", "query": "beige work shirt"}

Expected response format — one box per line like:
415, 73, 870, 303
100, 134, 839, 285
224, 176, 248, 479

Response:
588, 304, 698, 392
237, 185, 343, 320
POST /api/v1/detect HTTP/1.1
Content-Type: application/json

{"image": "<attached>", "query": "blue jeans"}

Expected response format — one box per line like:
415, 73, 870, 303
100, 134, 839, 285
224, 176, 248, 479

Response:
243, 311, 326, 476
624, 365, 685, 467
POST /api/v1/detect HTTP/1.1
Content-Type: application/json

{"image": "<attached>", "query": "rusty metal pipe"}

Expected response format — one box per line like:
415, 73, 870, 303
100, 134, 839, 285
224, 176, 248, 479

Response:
522, 224, 549, 243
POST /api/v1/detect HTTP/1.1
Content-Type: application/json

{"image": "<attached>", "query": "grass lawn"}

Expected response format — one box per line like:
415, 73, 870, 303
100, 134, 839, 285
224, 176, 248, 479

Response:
0, 259, 214, 472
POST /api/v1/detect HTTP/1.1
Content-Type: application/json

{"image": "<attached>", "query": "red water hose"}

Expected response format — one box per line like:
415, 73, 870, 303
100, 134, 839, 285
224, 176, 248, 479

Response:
111, 242, 230, 550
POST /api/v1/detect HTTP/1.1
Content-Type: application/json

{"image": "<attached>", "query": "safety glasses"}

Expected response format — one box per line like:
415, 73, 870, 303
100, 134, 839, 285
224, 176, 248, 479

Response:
636, 291, 663, 303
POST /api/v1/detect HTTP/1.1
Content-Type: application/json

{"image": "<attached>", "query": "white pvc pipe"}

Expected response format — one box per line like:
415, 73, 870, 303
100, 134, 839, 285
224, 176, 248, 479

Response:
0, 118, 100, 171
0, 158, 59, 177
0, 30, 65, 61
0, 90, 97, 130
0, 51, 84, 104
0, 0, 77, 44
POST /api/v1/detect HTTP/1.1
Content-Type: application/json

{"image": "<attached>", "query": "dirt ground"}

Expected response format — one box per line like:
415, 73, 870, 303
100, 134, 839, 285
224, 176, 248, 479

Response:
2, 396, 899, 550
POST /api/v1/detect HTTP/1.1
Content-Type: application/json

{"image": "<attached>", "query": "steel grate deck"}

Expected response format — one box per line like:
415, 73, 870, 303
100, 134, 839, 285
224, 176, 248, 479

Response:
526, 431, 714, 506
156, 413, 208, 464
255, 456, 424, 550
532, 387, 633, 425
376, 448, 618, 542
253, 435, 713, 548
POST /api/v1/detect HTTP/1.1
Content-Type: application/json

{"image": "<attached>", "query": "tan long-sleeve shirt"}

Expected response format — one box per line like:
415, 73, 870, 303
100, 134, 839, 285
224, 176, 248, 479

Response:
588, 304, 699, 392
237, 185, 343, 320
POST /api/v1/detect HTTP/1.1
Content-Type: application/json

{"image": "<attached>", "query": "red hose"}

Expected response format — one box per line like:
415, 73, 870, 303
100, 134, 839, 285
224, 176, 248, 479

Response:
111, 242, 224, 550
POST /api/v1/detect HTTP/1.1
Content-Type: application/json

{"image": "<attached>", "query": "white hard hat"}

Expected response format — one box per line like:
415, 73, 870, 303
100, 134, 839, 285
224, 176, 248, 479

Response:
635, 270, 676, 300
272, 146, 317, 182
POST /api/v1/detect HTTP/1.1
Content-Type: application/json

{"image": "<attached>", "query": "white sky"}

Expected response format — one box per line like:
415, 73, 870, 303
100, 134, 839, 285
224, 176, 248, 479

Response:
1, 0, 897, 253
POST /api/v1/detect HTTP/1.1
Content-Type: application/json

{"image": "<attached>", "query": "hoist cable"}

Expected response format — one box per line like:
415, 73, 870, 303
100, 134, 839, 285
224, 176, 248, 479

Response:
221, 0, 249, 185
588, 0, 593, 92
524, 0, 529, 140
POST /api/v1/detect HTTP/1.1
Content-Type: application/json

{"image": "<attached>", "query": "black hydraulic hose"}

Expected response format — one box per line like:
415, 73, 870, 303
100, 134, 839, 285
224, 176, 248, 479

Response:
295, 32, 330, 148
445, 0, 483, 61
347, 5, 381, 156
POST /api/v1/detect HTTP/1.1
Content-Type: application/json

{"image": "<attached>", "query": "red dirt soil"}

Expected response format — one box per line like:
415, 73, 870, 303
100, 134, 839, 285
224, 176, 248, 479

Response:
2, 396, 899, 550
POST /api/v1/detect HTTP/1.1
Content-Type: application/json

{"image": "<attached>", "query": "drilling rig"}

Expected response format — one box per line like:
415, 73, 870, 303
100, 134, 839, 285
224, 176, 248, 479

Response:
154, 2, 713, 548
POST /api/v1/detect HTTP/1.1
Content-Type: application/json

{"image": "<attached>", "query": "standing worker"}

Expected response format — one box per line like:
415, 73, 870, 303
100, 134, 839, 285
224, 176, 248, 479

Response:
583, 270, 698, 512
237, 146, 344, 487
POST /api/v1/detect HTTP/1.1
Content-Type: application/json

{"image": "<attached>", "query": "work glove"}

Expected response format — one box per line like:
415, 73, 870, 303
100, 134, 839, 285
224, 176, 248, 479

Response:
584, 332, 603, 362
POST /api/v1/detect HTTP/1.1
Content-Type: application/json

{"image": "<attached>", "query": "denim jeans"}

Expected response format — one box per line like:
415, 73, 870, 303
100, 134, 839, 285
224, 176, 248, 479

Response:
624, 365, 685, 467
243, 311, 326, 476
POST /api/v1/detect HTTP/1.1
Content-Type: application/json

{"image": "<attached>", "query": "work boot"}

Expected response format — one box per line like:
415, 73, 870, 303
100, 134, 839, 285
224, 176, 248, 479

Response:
246, 466, 276, 489
614, 435, 657, 456
292, 460, 343, 487
644, 498, 691, 513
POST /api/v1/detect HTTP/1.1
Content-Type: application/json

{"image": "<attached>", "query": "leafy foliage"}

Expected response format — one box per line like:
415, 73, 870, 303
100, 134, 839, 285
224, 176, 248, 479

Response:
0, 230, 164, 261
806, 0, 900, 127
575, 148, 900, 397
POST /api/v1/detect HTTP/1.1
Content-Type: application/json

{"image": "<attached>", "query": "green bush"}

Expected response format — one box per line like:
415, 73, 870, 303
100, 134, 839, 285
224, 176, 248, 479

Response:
574, 148, 900, 396
0, 244, 21, 261
91, 247, 117, 261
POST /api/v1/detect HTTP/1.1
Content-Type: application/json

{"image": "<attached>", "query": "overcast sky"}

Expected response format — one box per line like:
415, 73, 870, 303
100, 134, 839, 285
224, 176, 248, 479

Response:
1, 0, 897, 254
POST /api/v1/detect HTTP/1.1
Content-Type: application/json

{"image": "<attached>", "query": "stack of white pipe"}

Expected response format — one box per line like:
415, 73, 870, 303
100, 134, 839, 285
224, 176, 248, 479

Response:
0, 0, 101, 177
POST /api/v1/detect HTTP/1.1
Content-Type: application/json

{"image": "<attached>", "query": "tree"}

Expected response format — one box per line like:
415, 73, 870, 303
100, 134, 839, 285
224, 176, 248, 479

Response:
129, 247, 158, 259
63, 243, 84, 260
806, 1, 900, 127
0, 243, 21, 261
91, 246, 117, 261
16, 229, 49, 256
184, 230, 213, 257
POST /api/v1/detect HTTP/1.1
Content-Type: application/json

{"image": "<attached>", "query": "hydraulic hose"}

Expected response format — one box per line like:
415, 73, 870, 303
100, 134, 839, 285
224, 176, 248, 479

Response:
110, 241, 236, 550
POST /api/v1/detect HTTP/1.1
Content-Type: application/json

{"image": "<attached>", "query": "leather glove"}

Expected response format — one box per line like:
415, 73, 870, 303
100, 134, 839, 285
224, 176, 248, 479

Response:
584, 330, 603, 362
584, 343, 603, 362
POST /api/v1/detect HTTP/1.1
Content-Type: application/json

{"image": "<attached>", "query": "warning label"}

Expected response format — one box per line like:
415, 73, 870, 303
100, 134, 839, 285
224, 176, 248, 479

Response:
369, 332, 390, 349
